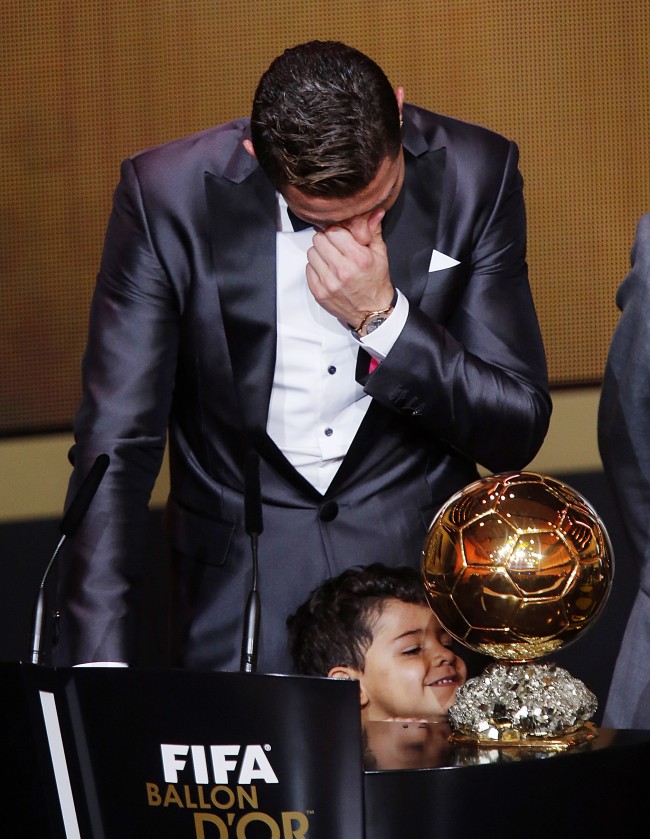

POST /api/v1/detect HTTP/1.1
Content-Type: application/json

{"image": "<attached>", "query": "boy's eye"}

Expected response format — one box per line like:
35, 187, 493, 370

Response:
403, 645, 422, 656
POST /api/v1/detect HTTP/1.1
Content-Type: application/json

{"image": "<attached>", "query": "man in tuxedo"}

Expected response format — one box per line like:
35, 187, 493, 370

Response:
53, 40, 551, 674
599, 213, 650, 728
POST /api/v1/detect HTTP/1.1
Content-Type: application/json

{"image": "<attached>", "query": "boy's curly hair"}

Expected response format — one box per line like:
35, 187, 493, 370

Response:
287, 563, 427, 676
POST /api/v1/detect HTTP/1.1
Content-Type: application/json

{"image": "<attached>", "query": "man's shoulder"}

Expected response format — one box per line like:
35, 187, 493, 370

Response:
634, 213, 650, 246
128, 118, 253, 179
626, 213, 650, 285
403, 103, 513, 155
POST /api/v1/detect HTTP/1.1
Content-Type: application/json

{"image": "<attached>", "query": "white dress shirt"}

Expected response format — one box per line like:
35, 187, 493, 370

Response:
268, 195, 408, 492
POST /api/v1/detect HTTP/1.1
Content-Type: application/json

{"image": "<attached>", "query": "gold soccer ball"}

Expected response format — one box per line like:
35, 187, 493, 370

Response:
421, 472, 613, 662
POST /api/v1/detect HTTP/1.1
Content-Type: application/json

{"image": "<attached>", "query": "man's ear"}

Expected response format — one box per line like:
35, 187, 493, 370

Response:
394, 85, 405, 119
243, 138, 256, 158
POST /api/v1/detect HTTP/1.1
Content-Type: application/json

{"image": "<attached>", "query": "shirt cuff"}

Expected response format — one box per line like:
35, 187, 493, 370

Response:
358, 289, 409, 360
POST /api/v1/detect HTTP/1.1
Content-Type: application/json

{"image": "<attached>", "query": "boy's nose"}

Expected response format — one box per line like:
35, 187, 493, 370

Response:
427, 644, 456, 667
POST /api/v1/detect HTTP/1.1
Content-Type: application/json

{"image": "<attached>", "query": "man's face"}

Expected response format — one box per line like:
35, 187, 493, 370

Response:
358, 600, 467, 722
281, 152, 405, 232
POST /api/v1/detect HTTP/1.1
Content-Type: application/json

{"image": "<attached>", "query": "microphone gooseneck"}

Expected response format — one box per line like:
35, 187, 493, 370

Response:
30, 453, 110, 665
241, 451, 263, 673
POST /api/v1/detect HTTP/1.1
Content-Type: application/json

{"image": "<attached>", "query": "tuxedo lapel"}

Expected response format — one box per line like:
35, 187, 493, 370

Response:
205, 168, 278, 433
205, 167, 325, 499
329, 147, 447, 492
325, 400, 392, 496
384, 146, 446, 305
349, 146, 446, 391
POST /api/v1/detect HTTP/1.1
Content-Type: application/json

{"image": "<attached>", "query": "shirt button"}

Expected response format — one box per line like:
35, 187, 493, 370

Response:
327, 365, 336, 375
324, 427, 333, 437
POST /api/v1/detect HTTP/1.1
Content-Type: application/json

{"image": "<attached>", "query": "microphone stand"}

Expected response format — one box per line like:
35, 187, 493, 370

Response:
30, 534, 66, 664
240, 533, 261, 674
29, 453, 110, 665
241, 452, 263, 673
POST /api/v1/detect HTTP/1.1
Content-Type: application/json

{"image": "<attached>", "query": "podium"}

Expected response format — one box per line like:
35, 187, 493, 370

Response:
2, 662, 364, 838
363, 720, 650, 838
6, 662, 650, 838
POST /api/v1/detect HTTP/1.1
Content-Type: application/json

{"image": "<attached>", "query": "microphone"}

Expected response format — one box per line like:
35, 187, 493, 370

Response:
59, 453, 110, 538
30, 453, 110, 665
244, 451, 264, 539
240, 451, 263, 673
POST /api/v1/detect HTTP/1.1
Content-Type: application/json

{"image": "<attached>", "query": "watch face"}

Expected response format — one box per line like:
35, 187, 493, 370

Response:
365, 316, 388, 335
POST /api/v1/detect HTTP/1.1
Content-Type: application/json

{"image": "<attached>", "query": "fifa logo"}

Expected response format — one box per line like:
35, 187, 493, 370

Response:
160, 743, 279, 784
147, 743, 311, 835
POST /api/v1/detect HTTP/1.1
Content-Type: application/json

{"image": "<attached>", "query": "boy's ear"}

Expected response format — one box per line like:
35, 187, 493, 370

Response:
328, 665, 355, 681
328, 666, 368, 708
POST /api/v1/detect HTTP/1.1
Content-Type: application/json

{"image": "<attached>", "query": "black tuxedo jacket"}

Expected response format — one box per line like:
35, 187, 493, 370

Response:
54, 104, 551, 673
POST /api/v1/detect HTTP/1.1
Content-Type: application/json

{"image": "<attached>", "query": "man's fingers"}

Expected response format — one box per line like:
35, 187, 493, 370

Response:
368, 208, 386, 234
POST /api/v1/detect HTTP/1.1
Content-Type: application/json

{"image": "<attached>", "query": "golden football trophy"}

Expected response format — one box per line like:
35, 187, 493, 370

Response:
422, 472, 613, 749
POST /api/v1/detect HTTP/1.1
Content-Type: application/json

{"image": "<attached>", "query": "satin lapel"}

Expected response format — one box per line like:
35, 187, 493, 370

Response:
329, 148, 447, 495
384, 146, 446, 304
205, 169, 323, 498
325, 400, 391, 496
205, 168, 277, 433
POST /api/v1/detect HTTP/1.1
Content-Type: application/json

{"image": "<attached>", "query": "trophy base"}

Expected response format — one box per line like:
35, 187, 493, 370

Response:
450, 721, 598, 751
448, 660, 598, 748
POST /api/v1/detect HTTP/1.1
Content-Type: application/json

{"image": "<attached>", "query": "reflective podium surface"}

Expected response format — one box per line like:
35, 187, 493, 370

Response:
363, 721, 650, 838
5, 661, 648, 838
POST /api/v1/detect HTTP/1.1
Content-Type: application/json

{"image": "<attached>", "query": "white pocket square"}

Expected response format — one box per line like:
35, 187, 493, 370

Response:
429, 249, 460, 271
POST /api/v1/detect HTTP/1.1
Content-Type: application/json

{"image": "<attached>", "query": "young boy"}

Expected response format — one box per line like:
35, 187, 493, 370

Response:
286, 563, 467, 722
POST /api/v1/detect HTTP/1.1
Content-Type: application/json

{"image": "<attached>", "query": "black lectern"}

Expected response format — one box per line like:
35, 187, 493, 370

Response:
2, 662, 364, 838
8, 662, 650, 839
363, 720, 650, 838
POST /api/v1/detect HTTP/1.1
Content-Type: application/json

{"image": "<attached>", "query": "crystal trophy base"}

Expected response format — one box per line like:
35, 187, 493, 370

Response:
448, 661, 598, 749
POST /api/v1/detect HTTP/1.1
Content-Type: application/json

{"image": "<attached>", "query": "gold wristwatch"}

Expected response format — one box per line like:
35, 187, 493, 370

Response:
350, 290, 397, 338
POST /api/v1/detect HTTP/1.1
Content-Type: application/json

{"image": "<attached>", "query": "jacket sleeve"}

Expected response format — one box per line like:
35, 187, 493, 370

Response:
366, 139, 552, 473
54, 157, 179, 666
598, 213, 650, 589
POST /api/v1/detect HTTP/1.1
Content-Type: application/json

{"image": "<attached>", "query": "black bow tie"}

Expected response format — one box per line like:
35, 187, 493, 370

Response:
287, 207, 313, 232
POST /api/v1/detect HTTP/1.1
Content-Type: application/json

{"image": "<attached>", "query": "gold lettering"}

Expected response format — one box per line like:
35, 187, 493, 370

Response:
197, 785, 211, 809
210, 785, 235, 809
282, 812, 309, 839
193, 812, 228, 838
237, 786, 258, 809
145, 783, 161, 806
163, 784, 184, 808
184, 784, 198, 809
237, 812, 280, 838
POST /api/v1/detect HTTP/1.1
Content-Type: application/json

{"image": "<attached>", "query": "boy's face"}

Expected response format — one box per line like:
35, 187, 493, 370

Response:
353, 600, 467, 722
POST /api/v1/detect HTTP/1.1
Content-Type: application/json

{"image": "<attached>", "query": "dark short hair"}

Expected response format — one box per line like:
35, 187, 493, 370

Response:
287, 563, 428, 676
250, 40, 402, 196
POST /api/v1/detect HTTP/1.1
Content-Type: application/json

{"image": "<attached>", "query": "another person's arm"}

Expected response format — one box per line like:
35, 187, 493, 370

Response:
598, 214, 650, 573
